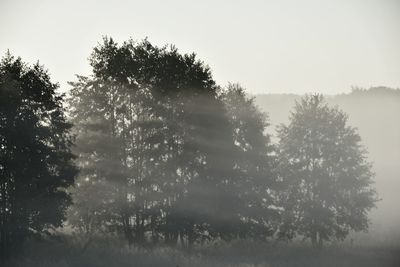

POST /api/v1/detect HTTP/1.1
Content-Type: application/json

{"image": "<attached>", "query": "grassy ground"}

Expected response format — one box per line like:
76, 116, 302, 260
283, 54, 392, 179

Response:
4, 236, 400, 267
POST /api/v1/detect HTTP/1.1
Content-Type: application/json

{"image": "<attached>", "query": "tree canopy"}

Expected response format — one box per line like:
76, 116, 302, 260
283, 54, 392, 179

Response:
0, 52, 77, 260
276, 94, 377, 247
68, 38, 278, 247
0, 38, 379, 258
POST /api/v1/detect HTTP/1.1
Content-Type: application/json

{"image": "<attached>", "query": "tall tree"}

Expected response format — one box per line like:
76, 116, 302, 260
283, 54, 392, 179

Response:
68, 37, 237, 247
221, 84, 279, 240
276, 94, 377, 247
0, 53, 76, 260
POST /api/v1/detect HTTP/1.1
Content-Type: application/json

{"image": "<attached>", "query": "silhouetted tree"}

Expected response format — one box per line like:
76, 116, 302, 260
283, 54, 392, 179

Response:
277, 94, 377, 247
0, 52, 76, 260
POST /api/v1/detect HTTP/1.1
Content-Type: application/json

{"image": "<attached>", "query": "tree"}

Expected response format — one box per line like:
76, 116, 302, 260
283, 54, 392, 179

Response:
0, 52, 77, 260
220, 84, 279, 239
68, 37, 237, 247
276, 94, 377, 247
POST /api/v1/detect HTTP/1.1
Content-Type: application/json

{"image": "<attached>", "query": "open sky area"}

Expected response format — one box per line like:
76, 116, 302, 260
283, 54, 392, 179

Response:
1, 0, 399, 94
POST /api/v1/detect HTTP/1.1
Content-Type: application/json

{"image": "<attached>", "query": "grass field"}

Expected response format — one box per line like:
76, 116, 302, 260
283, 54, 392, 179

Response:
4, 236, 400, 267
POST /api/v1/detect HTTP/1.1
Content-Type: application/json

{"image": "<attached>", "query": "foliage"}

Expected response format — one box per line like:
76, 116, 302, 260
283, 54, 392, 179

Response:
0, 52, 77, 260
68, 38, 278, 247
0, 39, 380, 260
221, 84, 279, 239
276, 94, 377, 246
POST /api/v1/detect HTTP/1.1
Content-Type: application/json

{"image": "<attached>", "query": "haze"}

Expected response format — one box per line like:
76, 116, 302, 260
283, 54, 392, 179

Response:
1, 0, 400, 94
1, 1, 400, 266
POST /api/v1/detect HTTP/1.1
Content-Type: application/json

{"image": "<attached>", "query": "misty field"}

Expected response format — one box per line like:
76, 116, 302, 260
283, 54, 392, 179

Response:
4, 236, 400, 267
1, 2, 400, 264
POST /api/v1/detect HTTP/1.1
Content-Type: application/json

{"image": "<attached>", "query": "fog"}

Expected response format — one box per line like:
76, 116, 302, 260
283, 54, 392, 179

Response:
2, 45, 399, 265
1, 1, 400, 267
255, 87, 400, 246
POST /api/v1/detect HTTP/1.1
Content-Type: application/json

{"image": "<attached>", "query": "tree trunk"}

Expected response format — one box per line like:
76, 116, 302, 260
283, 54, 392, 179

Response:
317, 232, 323, 248
187, 223, 195, 249
311, 231, 317, 248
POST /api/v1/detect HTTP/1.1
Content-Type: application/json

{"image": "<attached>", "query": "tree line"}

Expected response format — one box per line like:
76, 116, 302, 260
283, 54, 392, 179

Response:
0, 38, 377, 260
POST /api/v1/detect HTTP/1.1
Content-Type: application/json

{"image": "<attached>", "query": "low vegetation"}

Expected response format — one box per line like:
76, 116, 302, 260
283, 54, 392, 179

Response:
4, 235, 400, 267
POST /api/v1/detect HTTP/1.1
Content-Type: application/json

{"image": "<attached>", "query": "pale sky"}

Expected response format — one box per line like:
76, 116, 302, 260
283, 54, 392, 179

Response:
0, 0, 399, 94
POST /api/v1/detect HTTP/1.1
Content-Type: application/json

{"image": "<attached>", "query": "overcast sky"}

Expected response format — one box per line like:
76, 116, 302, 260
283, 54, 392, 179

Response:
0, 0, 399, 94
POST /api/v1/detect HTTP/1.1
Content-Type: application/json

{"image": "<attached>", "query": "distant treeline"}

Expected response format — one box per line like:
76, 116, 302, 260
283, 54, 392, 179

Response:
0, 38, 377, 260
